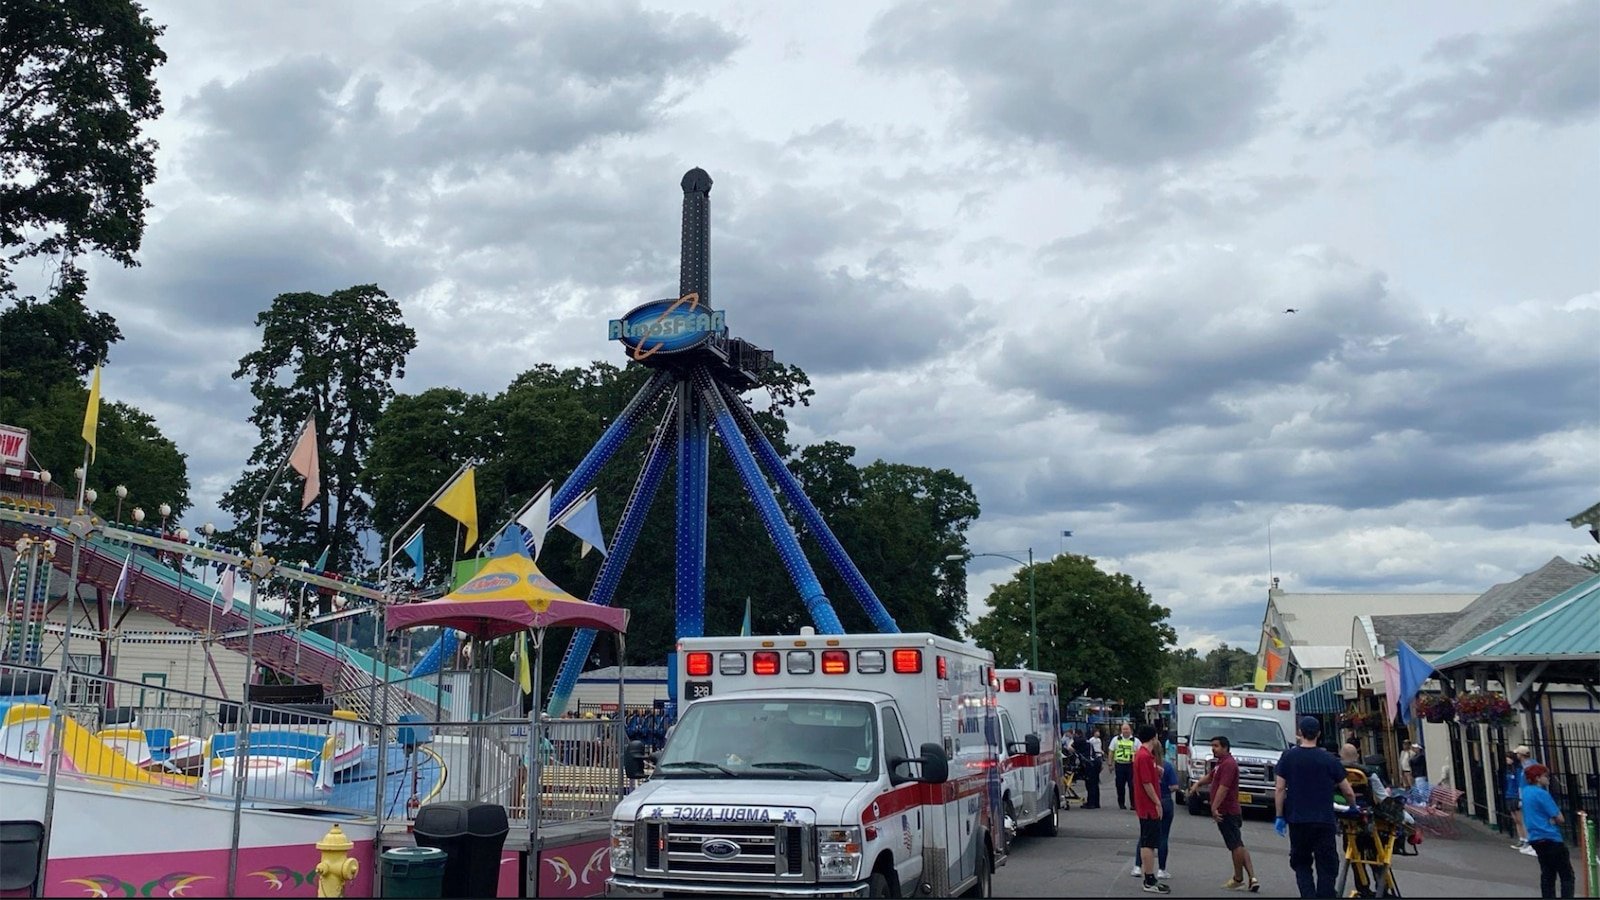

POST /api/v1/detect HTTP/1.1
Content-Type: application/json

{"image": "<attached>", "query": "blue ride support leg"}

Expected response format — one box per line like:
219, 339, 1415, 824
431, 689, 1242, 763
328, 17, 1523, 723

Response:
718, 381, 899, 634
524, 370, 672, 557
546, 399, 679, 717
675, 380, 711, 637
694, 368, 843, 634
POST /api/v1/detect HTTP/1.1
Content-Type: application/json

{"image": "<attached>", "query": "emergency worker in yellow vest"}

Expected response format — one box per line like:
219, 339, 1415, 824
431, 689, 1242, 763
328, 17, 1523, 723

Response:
1110, 722, 1139, 811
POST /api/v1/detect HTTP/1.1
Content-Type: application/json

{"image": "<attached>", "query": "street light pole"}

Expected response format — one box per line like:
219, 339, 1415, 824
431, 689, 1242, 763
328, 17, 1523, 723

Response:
949, 549, 1037, 669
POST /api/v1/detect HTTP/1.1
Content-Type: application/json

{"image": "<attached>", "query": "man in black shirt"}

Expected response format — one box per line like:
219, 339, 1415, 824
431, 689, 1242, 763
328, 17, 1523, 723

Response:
1071, 730, 1101, 808
1275, 716, 1355, 898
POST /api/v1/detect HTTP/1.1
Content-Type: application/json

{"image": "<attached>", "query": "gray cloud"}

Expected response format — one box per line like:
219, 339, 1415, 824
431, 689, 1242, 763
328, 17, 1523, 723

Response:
863, 0, 1297, 166
1331, 2, 1599, 145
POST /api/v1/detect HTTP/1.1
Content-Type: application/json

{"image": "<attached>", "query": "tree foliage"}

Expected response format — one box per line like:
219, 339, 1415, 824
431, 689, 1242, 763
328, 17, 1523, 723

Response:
0, 274, 186, 513
219, 285, 417, 604
363, 361, 979, 668
969, 553, 1175, 706
1579, 552, 1600, 574
1, 0, 167, 299
1160, 643, 1256, 691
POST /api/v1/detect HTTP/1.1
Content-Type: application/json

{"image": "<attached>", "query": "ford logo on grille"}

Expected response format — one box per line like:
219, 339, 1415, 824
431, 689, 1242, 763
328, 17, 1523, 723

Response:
701, 838, 741, 860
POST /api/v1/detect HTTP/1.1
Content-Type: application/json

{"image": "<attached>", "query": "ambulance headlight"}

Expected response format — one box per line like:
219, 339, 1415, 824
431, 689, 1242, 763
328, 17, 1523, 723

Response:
817, 826, 863, 880
609, 821, 634, 874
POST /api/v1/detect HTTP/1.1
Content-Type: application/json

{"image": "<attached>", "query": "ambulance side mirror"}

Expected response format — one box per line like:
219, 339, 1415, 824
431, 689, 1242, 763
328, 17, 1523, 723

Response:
1024, 734, 1041, 756
889, 743, 949, 786
623, 739, 653, 779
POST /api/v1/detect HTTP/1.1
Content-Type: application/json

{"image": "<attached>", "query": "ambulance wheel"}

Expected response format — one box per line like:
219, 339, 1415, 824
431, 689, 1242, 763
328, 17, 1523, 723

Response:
867, 870, 895, 898
1031, 795, 1059, 837
965, 844, 993, 898
1187, 792, 1206, 816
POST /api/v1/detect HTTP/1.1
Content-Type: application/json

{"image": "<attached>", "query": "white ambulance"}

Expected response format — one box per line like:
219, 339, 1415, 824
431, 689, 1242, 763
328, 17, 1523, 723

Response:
991, 668, 1060, 838
608, 632, 1005, 898
1171, 686, 1296, 816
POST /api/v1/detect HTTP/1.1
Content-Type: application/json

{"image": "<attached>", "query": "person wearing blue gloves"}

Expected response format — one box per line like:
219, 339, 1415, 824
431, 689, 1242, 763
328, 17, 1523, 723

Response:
1274, 716, 1355, 898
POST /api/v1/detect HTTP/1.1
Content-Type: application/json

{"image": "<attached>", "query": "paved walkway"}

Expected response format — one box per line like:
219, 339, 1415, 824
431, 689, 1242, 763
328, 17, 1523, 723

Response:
997, 768, 1550, 897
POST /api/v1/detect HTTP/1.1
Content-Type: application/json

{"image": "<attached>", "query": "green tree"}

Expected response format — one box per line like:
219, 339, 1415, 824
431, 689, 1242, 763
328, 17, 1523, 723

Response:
0, 275, 187, 513
1579, 552, 1600, 574
1161, 643, 1255, 690
219, 285, 417, 606
1, 0, 167, 299
970, 553, 1175, 706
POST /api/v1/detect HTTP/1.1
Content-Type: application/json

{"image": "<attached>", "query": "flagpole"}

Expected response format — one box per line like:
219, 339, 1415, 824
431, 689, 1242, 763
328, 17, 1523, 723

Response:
38, 440, 92, 890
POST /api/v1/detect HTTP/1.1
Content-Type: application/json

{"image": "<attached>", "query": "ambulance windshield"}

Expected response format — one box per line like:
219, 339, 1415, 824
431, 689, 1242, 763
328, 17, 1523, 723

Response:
659, 699, 879, 781
1193, 714, 1288, 752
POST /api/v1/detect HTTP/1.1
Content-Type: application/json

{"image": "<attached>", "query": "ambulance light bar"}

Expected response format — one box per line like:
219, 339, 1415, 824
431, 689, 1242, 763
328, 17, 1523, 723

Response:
1178, 691, 1290, 710
1002, 677, 1021, 693
682, 645, 940, 678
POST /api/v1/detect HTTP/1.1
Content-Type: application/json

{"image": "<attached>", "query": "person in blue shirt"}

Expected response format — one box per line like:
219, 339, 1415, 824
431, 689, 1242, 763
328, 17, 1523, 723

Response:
1275, 716, 1354, 898
1520, 764, 1574, 898
1503, 749, 1527, 851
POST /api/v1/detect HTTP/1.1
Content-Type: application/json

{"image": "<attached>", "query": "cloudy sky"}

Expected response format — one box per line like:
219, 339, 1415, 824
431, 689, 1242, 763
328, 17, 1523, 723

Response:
34, 0, 1600, 650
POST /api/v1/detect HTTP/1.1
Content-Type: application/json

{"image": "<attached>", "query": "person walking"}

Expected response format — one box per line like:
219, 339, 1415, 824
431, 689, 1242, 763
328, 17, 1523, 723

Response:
1127, 740, 1178, 880
1132, 725, 1170, 894
1521, 764, 1575, 898
1194, 735, 1260, 892
1398, 739, 1415, 790
1504, 749, 1528, 853
1110, 723, 1139, 810
1073, 729, 1102, 809
1407, 741, 1429, 802
1275, 716, 1354, 899
1514, 745, 1542, 857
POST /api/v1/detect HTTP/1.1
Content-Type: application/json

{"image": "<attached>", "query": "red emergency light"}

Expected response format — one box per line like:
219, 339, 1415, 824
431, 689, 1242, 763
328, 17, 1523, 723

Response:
892, 648, 923, 674
821, 650, 850, 675
685, 652, 713, 677
1002, 677, 1022, 693
752, 651, 780, 676
1245, 697, 1258, 708
1181, 693, 1195, 704
936, 656, 948, 680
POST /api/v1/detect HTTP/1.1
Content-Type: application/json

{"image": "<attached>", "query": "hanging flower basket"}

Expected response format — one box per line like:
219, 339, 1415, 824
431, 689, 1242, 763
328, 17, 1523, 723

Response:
1455, 692, 1516, 727
1417, 695, 1454, 723
1341, 711, 1371, 730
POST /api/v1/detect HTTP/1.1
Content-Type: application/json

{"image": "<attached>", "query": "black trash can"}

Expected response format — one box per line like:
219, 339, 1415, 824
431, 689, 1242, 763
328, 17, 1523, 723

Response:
381, 846, 446, 898
413, 802, 509, 897
462, 803, 509, 897
0, 821, 44, 898
412, 803, 471, 897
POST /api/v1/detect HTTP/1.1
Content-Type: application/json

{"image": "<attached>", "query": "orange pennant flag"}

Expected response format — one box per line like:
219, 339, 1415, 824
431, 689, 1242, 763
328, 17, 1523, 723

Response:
288, 416, 320, 509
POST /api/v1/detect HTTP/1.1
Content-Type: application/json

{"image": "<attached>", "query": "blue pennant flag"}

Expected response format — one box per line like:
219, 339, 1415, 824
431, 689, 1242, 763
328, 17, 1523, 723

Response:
1395, 640, 1436, 726
311, 544, 330, 572
555, 491, 608, 558
740, 597, 752, 637
401, 526, 425, 572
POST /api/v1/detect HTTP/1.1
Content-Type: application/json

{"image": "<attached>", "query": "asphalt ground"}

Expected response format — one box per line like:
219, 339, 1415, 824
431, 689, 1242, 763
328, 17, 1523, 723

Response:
994, 767, 1553, 897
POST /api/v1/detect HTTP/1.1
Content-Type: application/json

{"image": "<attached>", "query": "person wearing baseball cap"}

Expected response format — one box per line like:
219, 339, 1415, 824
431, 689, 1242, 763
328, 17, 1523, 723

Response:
1274, 716, 1354, 898
1520, 764, 1575, 897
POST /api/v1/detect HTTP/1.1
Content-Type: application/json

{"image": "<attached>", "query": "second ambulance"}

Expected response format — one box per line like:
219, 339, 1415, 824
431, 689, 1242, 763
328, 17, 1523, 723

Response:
1172, 685, 1296, 816
992, 668, 1061, 838
609, 631, 1006, 897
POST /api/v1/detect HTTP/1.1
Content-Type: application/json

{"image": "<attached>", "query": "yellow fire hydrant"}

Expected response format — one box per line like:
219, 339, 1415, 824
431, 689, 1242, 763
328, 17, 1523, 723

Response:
314, 825, 359, 898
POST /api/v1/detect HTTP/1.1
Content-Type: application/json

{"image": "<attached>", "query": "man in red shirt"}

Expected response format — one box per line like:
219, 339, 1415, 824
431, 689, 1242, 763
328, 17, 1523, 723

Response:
1196, 735, 1260, 892
1133, 724, 1170, 893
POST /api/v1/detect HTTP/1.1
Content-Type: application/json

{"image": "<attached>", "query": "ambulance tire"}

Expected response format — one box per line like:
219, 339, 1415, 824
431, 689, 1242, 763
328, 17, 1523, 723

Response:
1187, 791, 1207, 816
964, 843, 993, 898
867, 869, 895, 898
1030, 795, 1059, 837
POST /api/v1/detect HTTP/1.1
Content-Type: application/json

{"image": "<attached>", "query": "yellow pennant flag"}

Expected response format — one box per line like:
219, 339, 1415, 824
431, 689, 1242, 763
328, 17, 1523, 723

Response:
517, 631, 533, 695
82, 364, 102, 462
433, 465, 479, 551
1253, 665, 1268, 691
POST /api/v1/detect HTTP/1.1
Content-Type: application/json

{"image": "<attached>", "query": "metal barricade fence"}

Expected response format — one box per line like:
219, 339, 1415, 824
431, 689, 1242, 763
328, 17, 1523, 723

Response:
0, 661, 381, 815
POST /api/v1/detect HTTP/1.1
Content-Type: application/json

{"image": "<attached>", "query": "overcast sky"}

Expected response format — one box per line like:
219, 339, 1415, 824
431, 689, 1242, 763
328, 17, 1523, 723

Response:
37, 0, 1600, 650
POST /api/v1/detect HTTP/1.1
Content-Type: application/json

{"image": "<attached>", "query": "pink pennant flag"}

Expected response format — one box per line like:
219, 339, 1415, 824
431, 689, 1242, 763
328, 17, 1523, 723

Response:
288, 416, 320, 509
1382, 655, 1402, 725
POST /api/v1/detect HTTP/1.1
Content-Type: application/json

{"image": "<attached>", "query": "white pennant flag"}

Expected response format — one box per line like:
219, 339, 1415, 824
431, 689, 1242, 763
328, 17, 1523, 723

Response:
218, 567, 238, 616
516, 483, 554, 560
111, 552, 132, 603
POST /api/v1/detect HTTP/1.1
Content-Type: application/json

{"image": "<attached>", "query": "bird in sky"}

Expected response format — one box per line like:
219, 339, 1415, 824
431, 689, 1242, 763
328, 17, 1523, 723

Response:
1284, 308, 1299, 313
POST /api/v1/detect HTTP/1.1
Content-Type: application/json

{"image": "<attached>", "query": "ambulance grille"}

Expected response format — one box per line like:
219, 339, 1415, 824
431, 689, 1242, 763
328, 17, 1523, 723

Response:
642, 819, 812, 882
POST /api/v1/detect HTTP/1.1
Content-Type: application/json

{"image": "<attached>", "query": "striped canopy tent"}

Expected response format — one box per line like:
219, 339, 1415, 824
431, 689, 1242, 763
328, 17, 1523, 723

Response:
1295, 674, 1346, 714
385, 531, 628, 639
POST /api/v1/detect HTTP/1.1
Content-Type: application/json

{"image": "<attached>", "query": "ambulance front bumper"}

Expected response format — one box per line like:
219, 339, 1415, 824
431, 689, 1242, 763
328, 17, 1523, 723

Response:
608, 875, 872, 897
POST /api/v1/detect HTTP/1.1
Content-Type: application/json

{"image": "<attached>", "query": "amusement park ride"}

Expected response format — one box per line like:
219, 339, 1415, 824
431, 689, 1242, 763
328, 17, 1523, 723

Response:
0, 169, 912, 897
